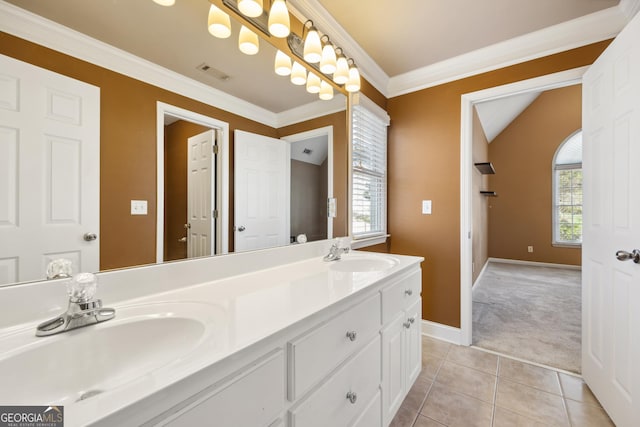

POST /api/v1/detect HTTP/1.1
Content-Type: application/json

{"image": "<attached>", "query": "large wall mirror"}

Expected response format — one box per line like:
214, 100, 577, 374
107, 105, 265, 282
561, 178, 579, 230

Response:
0, 0, 348, 287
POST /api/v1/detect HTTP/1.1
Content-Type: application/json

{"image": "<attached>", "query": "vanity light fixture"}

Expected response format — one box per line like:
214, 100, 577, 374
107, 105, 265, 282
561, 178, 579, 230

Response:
274, 50, 292, 76
319, 36, 337, 75
290, 61, 307, 85
239, 25, 259, 55
153, 0, 175, 6
208, 4, 232, 38
319, 80, 334, 100
346, 59, 361, 93
237, 0, 263, 18
302, 21, 322, 64
306, 72, 321, 93
333, 48, 349, 85
268, 0, 290, 38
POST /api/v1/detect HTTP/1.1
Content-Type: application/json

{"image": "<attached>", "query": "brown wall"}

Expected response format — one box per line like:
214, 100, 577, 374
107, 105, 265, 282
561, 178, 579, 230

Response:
472, 109, 490, 283
279, 111, 349, 238
164, 121, 211, 261
386, 40, 610, 328
290, 159, 328, 242
488, 85, 582, 265
1, 32, 303, 270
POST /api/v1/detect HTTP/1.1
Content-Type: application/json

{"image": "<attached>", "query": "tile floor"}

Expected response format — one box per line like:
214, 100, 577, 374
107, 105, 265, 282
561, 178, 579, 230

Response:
390, 336, 614, 427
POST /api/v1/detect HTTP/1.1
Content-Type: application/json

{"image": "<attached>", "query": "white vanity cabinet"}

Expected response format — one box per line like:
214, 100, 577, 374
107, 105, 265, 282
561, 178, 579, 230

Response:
381, 270, 423, 425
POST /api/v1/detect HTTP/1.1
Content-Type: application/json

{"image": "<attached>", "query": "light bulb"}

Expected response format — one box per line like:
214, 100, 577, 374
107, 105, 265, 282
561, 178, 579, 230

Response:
239, 26, 259, 55
306, 73, 321, 93
303, 26, 322, 63
153, 0, 175, 6
207, 5, 231, 39
238, 0, 263, 17
274, 50, 292, 76
268, 0, 290, 38
320, 43, 337, 74
319, 80, 334, 100
291, 61, 307, 85
333, 54, 349, 84
346, 65, 361, 92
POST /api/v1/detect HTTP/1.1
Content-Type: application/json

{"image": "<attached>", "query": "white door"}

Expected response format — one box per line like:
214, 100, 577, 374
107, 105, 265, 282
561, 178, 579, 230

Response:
582, 11, 640, 427
234, 130, 289, 252
187, 129, 215, 258
0, 54, 99, 284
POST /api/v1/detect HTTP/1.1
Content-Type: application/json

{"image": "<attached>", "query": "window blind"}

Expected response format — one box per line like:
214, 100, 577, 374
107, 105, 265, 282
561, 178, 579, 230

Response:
352, 102, 388, 238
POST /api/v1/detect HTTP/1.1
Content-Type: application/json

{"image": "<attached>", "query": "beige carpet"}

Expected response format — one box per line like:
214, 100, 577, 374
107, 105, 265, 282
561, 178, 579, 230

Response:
472, 262, 581, 373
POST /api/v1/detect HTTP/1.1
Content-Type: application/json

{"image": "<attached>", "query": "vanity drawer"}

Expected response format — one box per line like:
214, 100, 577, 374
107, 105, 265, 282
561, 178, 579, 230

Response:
351, 389, 382, 427
289, 335, 381, 427
163, 350, 284, 427
381, 270, 421, 324
288, 292, 381, 400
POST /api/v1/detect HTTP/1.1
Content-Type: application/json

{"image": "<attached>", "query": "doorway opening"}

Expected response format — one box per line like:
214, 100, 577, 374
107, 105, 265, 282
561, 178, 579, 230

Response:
156, 102, 229, 263
460, 67, 588, 372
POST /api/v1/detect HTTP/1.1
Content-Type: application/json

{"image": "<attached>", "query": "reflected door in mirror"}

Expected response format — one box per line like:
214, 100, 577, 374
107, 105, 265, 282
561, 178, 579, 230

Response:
187, 130, 216, 258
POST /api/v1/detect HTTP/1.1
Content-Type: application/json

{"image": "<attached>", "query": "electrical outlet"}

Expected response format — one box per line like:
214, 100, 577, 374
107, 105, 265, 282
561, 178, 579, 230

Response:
527, 246, 534, 253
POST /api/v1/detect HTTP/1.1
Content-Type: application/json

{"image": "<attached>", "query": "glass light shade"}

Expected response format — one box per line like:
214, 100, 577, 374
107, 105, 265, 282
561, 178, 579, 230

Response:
268, 0, 290, 38
239, 26, 259, 55
274, 50, 292, 76
306, 73, 321, 93
319, 80, 334, 100
303, 28, 322, 63
238, 0, 263, 17
290, 61, 307, 85
153, 0, 175, 5
333, 55, 349, 84
320, 44, 337, 74
207, 5, 231, 39
346, 66, 361, 92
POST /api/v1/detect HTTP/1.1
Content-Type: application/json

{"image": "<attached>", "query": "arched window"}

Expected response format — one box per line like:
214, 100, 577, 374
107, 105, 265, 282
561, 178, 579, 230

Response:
553, 130, 582, 246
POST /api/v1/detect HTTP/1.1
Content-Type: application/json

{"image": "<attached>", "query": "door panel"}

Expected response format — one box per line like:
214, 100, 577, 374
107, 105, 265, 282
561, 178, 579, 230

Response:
582, 10, 640, 426
187, 130, 215, 258
0, 54, 99, 284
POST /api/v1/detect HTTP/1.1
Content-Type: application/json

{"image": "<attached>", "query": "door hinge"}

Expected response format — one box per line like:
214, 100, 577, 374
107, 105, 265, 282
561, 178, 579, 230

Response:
213, 209, 219, 219
213, 144, 219, 155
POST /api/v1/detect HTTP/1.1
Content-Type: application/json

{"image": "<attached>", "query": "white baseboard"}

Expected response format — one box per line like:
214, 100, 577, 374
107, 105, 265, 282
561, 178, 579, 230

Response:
421, 320, 461, 345
473, 259, 490, 287
488, 257, 582, 271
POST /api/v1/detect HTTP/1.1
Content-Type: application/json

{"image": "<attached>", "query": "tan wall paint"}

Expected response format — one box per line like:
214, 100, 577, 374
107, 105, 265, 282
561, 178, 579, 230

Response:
488, 85, 582, 265
472, 109, 490, 283
386, 40, 610, 328
1, 32, 350, 269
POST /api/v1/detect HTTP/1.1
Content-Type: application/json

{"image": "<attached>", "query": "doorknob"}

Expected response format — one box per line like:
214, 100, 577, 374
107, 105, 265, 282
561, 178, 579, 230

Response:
238, 226, 246, 232
178, 237, 187, 243
616, 249, 640, 264
83, 232, 97, 241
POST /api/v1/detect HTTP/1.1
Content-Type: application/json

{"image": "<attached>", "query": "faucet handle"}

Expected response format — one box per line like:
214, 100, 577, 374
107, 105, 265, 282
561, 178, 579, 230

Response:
46, 258, 73, 280
66, 272, 98, 303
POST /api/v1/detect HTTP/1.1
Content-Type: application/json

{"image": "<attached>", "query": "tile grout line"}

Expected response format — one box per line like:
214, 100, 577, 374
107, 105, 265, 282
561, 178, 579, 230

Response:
557, 371, 573, 427
490, 356, 501, 426
413, 354, 447, 427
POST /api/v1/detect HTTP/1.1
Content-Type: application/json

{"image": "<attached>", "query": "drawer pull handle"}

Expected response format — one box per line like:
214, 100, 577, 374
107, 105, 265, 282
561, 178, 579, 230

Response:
405, 289, 413, 296
409, 316, 416, 324
346, 331, 357, 341
404, 321, 411, 329
346, 391, 358, 404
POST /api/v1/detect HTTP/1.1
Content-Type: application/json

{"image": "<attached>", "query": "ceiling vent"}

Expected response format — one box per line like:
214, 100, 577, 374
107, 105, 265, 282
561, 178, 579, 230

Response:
196, 63, 230, 81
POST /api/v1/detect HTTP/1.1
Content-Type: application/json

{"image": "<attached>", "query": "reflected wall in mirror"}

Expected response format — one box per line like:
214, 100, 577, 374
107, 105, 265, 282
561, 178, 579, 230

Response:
0, 0, 348, 287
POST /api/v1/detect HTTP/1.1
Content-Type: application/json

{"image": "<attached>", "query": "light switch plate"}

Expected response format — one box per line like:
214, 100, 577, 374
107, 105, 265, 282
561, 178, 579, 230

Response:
327, 198, 337, 218
131, 200, 148, 215
422, 200, 432, 215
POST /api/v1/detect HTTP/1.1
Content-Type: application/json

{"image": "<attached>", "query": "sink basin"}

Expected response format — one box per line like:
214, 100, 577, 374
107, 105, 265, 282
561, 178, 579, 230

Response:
330, 254, 399, 272
0, 302, 219, 405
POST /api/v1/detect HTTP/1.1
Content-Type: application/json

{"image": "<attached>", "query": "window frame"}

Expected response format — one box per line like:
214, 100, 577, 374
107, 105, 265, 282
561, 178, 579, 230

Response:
349, 94, 390, 248
552, 129, 583, 248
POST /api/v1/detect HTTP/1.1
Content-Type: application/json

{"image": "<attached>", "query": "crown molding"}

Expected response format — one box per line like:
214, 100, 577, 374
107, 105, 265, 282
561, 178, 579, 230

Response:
276, 96, 346, 128
288, 0, 390, 97
387, 6, 628, 97
0, 1, 281, 127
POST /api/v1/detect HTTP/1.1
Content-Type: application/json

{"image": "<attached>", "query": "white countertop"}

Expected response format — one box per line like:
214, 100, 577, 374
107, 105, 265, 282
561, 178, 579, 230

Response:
0, 247, 423, 426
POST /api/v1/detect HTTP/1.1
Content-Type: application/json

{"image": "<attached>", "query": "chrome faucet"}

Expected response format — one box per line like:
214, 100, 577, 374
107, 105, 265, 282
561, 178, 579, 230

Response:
36, 272, 115, 337
324, 239, 351, 262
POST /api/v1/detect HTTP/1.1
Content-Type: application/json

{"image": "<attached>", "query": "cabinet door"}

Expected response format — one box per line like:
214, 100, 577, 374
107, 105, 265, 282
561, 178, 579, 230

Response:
381, 313, 405, 425
405, 299, 422, 388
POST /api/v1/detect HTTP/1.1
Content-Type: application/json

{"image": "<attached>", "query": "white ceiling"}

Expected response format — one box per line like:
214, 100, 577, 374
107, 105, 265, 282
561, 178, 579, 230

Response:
475, 92, 541, 143
291, 136, 328, 165
3, 0, 639, 114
